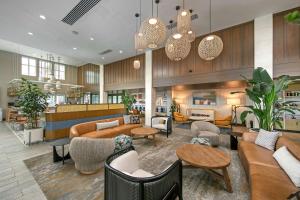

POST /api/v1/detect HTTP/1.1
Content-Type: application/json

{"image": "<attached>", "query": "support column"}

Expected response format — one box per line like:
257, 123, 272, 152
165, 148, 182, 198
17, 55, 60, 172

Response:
145, 50, 153, 126
254, 14, 273, 77
99, 64, 107, 103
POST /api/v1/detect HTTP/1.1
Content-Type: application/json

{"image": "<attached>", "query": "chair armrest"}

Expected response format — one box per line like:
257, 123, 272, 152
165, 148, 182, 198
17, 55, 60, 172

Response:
242, 132, 258, 143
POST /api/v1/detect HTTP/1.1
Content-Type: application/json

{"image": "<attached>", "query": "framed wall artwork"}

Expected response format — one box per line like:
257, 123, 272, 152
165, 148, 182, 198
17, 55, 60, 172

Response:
192, 91, 217, 105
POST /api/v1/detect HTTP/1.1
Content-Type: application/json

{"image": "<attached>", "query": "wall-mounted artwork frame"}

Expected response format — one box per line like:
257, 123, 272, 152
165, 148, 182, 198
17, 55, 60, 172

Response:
192, 91, 217, 105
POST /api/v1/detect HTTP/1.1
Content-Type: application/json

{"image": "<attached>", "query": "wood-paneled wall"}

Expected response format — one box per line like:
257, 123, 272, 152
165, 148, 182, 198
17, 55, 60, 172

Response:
153, 21, 254, 87
273, 7, 300, 77
77, 63, 100, 92
104, 54, 145, 91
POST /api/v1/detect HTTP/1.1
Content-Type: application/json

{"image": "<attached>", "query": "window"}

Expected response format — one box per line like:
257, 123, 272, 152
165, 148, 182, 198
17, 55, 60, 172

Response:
56, 95, 65, 105
54, 64, 65, 80
21, 57, 36, 76
39, 61, 51, 78
91, 94, 100, 104
107, 90, 124, 104
85, 70, 99, 84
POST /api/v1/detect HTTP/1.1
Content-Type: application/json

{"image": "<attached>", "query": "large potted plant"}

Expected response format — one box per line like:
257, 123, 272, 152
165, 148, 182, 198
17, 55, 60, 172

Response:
240, 67, 298, 131
121, 91, 136, 114
285, 10, 300, 24
17, 78, 49, 144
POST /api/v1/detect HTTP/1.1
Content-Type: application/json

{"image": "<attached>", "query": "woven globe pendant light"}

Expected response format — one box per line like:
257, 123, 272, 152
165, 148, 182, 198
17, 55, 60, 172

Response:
133, 59, 141, 69
198, 35, 223, 60
165, 21, 191, 61
198, 0, 223, 60
135, 32, 147, 51
187, 30, 196, 42
139, 0, 166, 49
177, 1, 191, 34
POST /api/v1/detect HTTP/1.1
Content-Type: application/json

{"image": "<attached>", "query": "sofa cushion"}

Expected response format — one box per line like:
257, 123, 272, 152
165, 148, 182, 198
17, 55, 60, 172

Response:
130, 115, 140, 124
131, 169, 154, 178
273, 146, 300, 187
276, 137, 300, 160
255, 129, 280, 151
249, 164, 298, 200
239, 141, 279, 168
96, 120, 119, 130
152, 124, 165, 130
123, 115, 131, 124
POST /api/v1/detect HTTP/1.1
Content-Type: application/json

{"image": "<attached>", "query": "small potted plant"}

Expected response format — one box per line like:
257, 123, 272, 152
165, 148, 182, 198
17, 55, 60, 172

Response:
17, 78, 49, 144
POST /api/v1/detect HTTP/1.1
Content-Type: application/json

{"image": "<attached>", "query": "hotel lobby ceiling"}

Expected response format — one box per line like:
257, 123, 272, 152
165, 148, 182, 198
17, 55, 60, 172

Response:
0, 0, 299, 65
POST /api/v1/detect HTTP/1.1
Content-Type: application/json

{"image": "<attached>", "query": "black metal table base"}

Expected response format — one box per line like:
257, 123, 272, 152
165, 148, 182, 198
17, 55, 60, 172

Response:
230, 135, 238, 150
53, 146, 71, 164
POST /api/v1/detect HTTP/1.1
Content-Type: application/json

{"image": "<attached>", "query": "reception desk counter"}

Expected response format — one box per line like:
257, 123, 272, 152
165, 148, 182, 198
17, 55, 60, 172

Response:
45, 104, 125, 140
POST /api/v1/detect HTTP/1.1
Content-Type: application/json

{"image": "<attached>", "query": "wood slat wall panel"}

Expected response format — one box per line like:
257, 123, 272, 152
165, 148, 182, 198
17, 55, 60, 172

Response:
78, 63, 100, 92
104, 54, 145, 91
152, 21, 254, 87
274, 7, 300, 77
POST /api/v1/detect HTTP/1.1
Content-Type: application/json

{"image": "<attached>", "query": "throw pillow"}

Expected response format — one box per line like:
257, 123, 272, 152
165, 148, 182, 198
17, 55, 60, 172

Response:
96, 120, 119, 130
273, 146, 300, 187
159, 119, 166, 124
123, 115, 131, 124
130, 115, 140, 124
114, 135, 133, 152
255, 129, 280, 151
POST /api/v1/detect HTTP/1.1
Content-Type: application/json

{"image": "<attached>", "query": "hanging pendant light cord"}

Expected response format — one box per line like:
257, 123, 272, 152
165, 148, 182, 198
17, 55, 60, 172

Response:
209, 0, 212, 33
139, 0, 142, 27
152, 0, 154, 17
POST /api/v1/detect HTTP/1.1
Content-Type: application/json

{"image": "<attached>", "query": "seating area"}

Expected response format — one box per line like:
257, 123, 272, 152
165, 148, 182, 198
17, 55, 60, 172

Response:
0, 1, 300, 200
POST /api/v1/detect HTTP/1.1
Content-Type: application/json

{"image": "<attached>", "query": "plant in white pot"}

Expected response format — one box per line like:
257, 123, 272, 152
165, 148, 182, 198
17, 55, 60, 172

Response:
17, 78, 49, 145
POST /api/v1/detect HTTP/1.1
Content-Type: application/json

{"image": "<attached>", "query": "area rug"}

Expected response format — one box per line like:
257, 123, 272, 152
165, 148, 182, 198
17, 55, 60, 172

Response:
24, 128, 249, 200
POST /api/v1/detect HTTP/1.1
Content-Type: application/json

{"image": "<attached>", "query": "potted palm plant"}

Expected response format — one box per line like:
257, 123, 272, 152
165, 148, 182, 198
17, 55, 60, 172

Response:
240, 67, 298, 131
121, 91, 136, 114
17, 78, 49, 144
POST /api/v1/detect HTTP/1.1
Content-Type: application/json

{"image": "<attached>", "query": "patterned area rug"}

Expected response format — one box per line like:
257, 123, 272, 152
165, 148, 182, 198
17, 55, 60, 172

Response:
24, 128, 249, 200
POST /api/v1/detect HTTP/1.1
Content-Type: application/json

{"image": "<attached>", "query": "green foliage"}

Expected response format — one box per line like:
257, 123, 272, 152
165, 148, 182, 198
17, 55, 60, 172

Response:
169, 99, 178, 113
16, 78, 49, 129
121, 91, 136, 114
285, 10, 300, 24
240, 67, 298, 131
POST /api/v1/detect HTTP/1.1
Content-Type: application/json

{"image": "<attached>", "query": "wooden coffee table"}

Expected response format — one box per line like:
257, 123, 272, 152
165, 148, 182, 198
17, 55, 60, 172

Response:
176, 144, 232, 193
131, 127, 158, 146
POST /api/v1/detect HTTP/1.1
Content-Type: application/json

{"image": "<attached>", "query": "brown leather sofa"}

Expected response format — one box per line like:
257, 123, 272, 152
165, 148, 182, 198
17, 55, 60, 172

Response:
238, 132, 300, 200
70, 117, 142, 138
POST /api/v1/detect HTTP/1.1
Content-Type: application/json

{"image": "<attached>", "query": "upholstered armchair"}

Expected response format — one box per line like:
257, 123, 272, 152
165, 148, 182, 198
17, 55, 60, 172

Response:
69, 137, 115, 174
151, 116, 172, 137
191, 121, 221, 146
215, 115, 232, 128
173, 112, 189, 122
104, 146, 183, 200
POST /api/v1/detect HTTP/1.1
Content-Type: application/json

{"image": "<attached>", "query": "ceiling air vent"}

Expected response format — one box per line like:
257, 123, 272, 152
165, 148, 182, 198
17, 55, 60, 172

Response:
62, 0, 101, 25
166, 14, 198, 30
99, 49, 113, 55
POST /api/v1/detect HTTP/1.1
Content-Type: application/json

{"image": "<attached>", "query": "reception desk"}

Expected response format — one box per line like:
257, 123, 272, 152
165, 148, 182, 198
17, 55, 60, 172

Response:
45, 104, 125, 140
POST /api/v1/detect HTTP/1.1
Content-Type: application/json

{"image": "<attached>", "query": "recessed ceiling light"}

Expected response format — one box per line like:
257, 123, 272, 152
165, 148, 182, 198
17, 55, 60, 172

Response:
101, 57, 105, 60
73, 47, 77, 50
40, 15, 46, 20
119, 50, 123, 54
28, 32, 33, 36
90, 37, 94, 41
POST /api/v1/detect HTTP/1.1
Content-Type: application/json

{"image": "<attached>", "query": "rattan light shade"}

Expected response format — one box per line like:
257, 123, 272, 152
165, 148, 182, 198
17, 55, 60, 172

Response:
198, 35, 223, 60
165, 33, 191, 61
140, 17, 166, 49
177, 9, 191, 34
134, 32, 147, 51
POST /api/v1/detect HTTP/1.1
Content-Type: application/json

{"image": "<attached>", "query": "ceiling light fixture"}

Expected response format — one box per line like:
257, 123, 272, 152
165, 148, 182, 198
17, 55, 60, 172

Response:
165, 20, 191, 61
73, 47, 77, 50
28, 32, 33, 36
90, 37, 94, 41
177, 1, 191, 34
198, 0, 223, 60
139, 0, 166, 49
186, 9, 196, 42
39, 15, 46, 20
134, 0, 147, 52
133, 13, 141, 70
119, 50, 123, 54
101, 57, 105, 60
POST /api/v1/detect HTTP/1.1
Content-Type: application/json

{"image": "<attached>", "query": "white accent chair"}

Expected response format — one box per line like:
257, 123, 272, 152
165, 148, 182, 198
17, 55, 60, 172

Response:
191, 121, 221, 146
151, 116, 172, 137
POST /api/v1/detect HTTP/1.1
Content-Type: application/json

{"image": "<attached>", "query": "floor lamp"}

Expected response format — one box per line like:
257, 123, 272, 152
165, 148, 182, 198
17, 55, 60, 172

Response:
227, 98, 241, 150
